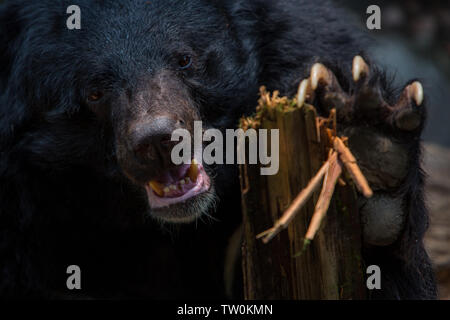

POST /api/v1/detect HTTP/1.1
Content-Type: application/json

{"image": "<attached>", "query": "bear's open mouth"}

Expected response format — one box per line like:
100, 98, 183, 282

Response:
145, 159, 211, 209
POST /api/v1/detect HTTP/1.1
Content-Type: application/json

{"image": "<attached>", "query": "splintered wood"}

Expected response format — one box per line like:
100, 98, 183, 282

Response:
258, 135, 373, 245
239, 87, 368, 300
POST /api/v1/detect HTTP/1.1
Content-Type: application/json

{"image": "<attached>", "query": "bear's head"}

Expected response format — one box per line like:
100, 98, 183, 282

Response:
0, 0, 261, 223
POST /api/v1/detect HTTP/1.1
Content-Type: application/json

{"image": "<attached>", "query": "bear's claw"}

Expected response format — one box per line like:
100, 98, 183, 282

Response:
393, 81, 423, 131
352, 55, 369, 82
298, 56, 425, 133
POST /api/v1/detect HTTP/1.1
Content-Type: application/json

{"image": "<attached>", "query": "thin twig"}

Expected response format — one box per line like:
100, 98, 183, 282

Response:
333, 137, 373, 198
305, 154, 343, 240
257, 152, 337, 243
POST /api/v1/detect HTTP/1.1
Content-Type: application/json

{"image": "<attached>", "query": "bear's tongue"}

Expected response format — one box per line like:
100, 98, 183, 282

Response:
148, 161, 199, 198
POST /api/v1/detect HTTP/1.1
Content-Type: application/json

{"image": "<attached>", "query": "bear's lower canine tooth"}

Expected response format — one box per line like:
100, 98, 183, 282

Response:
149, 181, 164, 196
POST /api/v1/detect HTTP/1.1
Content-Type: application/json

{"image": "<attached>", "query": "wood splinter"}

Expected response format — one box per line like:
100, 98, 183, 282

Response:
333, 137, 373, 198
258, 136, 373, 245
256, 153, 336, 243
305, 151, 342, 241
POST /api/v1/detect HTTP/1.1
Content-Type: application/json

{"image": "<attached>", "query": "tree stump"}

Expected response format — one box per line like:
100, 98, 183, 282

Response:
239, 88, 366, 299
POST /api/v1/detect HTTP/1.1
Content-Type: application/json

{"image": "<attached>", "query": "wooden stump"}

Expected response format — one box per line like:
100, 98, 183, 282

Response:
239, 89, 366, 299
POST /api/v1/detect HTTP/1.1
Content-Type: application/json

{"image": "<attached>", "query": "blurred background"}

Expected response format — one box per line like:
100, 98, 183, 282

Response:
341, 0, 450, 299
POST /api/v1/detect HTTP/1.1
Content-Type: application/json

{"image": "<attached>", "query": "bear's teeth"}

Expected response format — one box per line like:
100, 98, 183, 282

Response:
169, 184, 177, 190
163, 187, 170, 194
179, 179, 185, 185
149, 181, 164, 197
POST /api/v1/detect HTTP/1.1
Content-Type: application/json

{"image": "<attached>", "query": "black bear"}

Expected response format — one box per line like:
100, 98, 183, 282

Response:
0, 0, 437, 299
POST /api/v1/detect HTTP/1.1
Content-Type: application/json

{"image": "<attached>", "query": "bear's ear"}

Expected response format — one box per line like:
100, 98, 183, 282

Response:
0, 2, 23, 85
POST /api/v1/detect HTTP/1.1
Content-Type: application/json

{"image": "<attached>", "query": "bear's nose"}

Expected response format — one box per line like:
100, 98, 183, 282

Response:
131, 116, 185, 165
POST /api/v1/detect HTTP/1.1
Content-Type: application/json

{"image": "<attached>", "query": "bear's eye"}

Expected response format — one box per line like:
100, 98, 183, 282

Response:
87, 91, 104, 103
178, 55, 192, 70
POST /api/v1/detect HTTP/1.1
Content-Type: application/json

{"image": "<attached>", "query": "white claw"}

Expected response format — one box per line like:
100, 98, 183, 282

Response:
352, 55, 369, 82
310, 63, 331, 90
297, 79, 313, 107
410, 81, 424, 106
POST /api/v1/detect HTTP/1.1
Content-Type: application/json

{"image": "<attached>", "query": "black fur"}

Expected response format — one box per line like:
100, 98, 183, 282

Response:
0, 0, 436, 299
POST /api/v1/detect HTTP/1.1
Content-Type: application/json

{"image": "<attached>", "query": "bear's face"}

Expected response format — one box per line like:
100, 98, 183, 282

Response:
3, 1, 259, 223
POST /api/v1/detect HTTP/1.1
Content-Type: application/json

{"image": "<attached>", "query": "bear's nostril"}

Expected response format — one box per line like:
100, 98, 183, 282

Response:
134, 143, 152, 160
160, 138, 172, 149
133, 135, 174, 162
